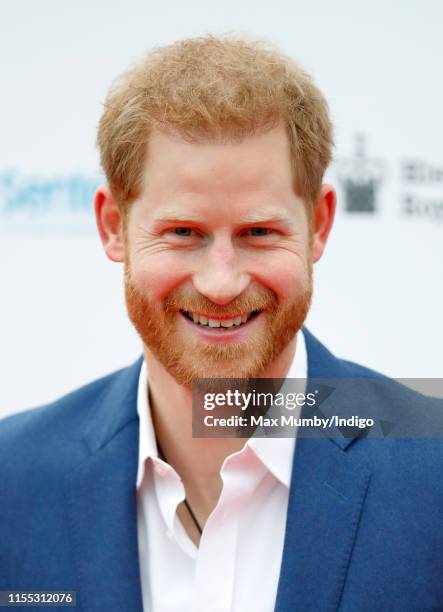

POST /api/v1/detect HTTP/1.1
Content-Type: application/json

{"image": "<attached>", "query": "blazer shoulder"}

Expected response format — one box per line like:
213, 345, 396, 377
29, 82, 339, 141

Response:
338, 357, 388, 379
0, 363, 134, 471
312, 341, 443, 457
303, 327, 387, 381
339, 362, 443, 482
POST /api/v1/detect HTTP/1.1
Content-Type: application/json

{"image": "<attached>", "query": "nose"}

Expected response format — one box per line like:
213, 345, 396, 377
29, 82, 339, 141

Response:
192, 236, 251, 305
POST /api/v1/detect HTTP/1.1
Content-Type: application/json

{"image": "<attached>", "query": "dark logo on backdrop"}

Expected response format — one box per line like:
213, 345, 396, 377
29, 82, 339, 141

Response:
337, 135, 385, 213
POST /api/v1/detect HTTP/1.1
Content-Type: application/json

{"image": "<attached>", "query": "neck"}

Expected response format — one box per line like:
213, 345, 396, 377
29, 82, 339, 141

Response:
143, 335, 297, 516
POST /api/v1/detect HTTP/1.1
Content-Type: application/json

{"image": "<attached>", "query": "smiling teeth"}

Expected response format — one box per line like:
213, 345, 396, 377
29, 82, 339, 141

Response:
187, 312, 251, 327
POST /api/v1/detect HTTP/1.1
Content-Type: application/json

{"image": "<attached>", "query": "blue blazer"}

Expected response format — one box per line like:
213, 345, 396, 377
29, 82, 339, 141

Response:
1, 329, 443, 611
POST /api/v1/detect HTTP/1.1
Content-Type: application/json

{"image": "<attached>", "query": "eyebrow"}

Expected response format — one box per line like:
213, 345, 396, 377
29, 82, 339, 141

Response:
152, 208, 204, 223
152, 206, 296, 228
239, 209, 294, 225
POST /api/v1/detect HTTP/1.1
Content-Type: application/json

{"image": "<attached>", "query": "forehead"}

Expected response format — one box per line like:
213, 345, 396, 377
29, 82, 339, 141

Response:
141, 124, 294, 202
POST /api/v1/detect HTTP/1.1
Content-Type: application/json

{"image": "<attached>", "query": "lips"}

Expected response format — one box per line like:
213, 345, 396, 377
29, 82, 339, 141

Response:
179, 308, 261, 328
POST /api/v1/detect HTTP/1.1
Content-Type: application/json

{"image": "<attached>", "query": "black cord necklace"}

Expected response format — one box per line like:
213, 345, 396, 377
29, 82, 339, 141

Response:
156, 441, 203, 536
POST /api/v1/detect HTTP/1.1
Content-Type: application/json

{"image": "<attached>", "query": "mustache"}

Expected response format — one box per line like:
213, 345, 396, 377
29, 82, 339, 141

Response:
164, 287, 278, 316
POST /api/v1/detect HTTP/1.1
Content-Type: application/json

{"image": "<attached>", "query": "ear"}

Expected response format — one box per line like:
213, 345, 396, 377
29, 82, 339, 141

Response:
311, 184, 336, 263
94, 185, 125, 262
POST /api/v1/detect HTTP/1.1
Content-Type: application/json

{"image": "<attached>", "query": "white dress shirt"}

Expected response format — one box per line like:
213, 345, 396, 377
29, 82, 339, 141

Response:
136, 330, 307, 612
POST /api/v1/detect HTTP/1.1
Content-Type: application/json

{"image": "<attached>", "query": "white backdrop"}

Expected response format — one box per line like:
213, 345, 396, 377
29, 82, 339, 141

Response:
1, 0, 442, 417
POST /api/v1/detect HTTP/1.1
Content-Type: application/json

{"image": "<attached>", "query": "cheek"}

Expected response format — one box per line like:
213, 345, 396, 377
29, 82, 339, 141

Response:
249, 253, 310, 302
126, 209, 194, 300
129, 254, 191, 301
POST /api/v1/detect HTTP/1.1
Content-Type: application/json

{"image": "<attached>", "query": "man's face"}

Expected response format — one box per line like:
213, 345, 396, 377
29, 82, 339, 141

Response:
124, 124, 313, 386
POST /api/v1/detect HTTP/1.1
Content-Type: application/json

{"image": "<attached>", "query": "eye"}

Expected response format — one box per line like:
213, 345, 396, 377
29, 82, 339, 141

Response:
173, 227, 194, 237
163, 227, 202, 246
245, 227, 275, 237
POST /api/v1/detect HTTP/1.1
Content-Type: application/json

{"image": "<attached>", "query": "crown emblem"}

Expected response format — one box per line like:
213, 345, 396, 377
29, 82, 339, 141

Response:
337, 135, 385, 213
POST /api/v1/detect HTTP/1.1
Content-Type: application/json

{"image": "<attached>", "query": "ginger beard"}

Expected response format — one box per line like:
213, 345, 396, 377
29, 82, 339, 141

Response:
124, 257, 313, 387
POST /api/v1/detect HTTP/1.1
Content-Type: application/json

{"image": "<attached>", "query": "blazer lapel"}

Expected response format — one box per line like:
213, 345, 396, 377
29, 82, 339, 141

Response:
274, 329, 372, 612
64, 358, 144, 612
274, 436, 371, 612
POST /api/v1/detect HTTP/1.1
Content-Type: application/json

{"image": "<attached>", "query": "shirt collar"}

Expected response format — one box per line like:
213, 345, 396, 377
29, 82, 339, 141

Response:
136, 359, 157, 488
136, 329, 307, 490
246, 329, 306, 488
